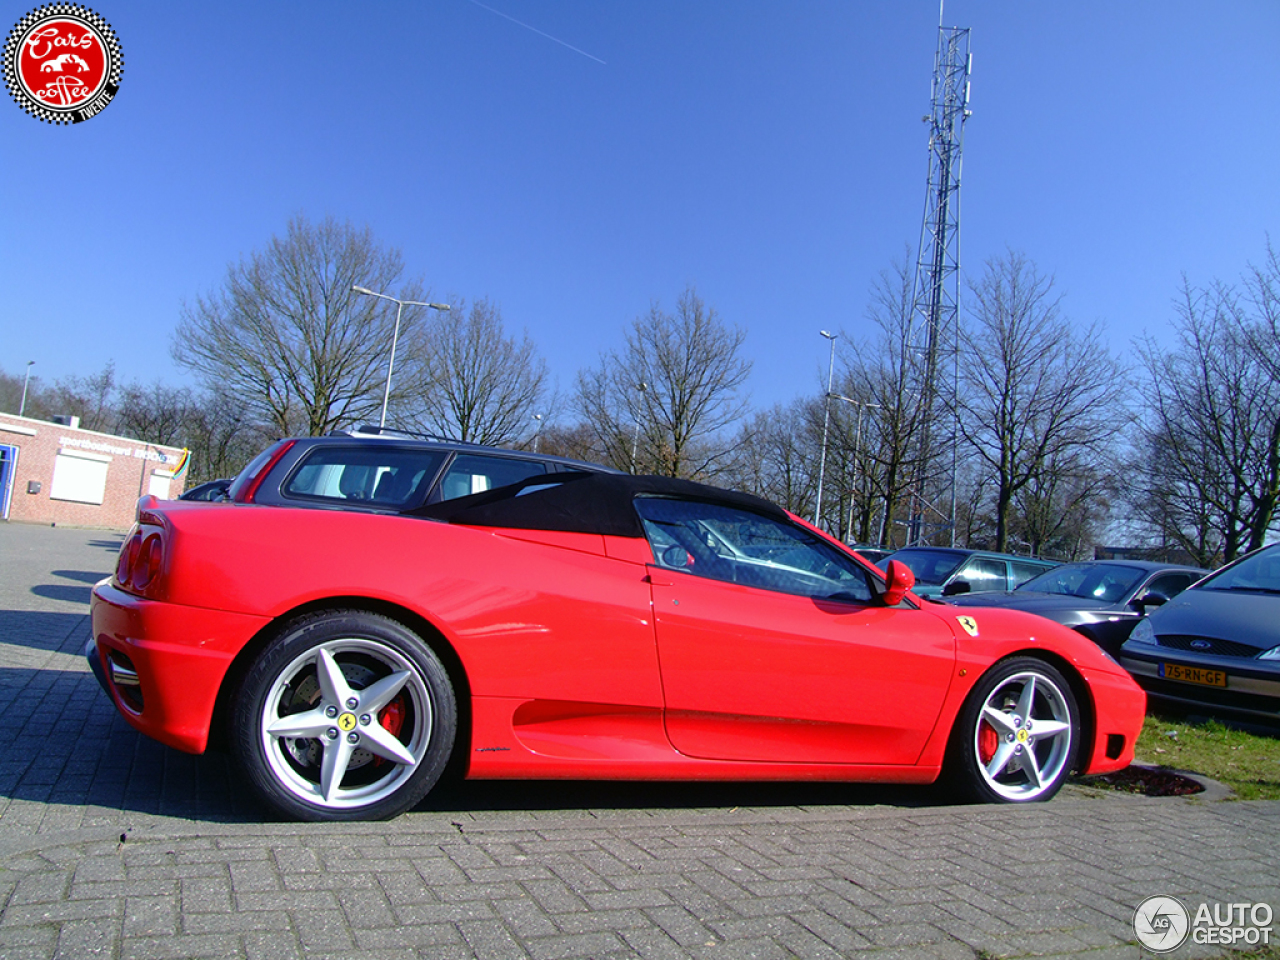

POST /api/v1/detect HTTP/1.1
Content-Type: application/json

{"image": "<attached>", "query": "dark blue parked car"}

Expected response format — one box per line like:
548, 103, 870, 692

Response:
1120, 543, 1280, 722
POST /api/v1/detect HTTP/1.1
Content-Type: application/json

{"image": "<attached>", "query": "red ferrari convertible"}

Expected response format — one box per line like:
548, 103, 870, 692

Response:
88, 470, 1144, 821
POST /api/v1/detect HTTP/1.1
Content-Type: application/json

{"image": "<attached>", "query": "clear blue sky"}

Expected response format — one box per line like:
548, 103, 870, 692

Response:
3, 1, 1277, 414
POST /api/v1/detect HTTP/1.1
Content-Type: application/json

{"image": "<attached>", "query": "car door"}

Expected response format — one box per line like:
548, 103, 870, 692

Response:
1010, 559, 1054, 589
634, 497, 956, 766
1142, 571, 1199, 605
951, 555, 1009, 594
1089, 570, 1200, 654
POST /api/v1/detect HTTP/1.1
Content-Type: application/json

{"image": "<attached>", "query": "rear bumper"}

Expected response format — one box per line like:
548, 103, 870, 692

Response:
89, 580, 271, 753
85, 634, 109, 694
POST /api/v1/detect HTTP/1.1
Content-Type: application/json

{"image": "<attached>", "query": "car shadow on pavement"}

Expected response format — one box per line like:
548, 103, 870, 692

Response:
51, 568, 110, 584
29, 583, 96, 605
0, 664, 264, 826
417, 776, 949, 816
0, 658, 954, 827
28, 568, 110, 606
0, 609, 92, 653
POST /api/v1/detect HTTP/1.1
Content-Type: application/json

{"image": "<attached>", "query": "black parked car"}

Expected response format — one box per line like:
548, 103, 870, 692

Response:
222, 428, 616, 513
950, 560, 1208, 655
1120, 543, 1280, 723
178, 478, 232, 501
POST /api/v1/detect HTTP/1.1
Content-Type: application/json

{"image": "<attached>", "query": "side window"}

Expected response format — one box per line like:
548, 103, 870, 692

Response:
1145, 573, 1195, 600
633, 497, 874, 603
282, 448, 445, 507
437, 455, 547, 502
1010, 560, 1053, 588
957, 557, 1008, 590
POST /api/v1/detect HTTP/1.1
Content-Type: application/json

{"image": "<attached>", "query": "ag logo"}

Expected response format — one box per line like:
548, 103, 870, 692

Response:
956, 615, 979, 637
1133, 895, 1191, 953
3, 4, 123, 124
337, 713, 358, 733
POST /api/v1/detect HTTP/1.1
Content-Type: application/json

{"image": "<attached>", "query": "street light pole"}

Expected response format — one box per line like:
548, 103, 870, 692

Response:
831, 394, 881, 543
630, 381, 647, 474
531, 414, 543, 452
352, 285, 450, 429
813, 331, 837, 527
19, 361, 34, 417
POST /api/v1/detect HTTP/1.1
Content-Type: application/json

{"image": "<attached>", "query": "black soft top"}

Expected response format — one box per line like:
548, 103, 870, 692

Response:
412, 471, 789, 538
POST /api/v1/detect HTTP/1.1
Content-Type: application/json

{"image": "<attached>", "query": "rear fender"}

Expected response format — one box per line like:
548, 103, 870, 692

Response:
209, 596, 474, 778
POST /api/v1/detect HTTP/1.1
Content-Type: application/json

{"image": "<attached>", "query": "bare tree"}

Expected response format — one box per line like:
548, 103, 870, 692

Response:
173, 214, 426, 436
113, 380, 264, 483
0, 367, 46, 418
1241, 240, 1280, 550
839, 258, 929, 547
177, 391, 266, 484
116, 381, 196, 447
1011, 452, 1114, 559
575, 287, 751, 479
46, 363, 117, 432
399, 298, 550, 445
723, 401, 818, 514
1131, 266, 1280, 564
531, 422, 599, 463
958, 253, 1125, 553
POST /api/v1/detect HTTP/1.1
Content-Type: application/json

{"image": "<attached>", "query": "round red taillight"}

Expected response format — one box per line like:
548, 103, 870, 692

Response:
117, 531, 143, 585
133, 535, 162, 590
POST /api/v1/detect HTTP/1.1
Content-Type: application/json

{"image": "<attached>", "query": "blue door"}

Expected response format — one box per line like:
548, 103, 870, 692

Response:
0, 445, 17, 520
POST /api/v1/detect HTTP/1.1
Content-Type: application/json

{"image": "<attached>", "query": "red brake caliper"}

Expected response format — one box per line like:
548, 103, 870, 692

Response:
372, 697, 406, 767
380, 697, 405, 736
978, 720, 998, 764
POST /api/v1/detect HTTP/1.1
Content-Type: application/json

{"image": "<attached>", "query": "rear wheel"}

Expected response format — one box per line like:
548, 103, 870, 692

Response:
231, 611, 456, 821
947, 657, 1079, 803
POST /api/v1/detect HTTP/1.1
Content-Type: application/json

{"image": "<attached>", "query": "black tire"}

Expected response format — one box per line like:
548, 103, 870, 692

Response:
231, 610, 456, 821
945, 656, 1080, 804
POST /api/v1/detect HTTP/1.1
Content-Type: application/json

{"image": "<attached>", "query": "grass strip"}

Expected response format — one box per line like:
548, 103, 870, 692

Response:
1132, 712, 1280, 800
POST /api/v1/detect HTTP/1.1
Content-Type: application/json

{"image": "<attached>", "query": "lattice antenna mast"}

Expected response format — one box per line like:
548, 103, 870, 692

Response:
906, 18, 970, 546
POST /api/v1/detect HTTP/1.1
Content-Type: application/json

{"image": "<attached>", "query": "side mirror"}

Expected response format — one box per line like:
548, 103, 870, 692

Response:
882, 560, 916, 606
661, 545, 691, 569
941, 579, 971, 597
1133, 591, 1168, 612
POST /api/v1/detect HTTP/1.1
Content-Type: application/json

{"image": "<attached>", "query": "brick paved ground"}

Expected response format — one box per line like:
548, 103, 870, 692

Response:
1, 521, 1277, 959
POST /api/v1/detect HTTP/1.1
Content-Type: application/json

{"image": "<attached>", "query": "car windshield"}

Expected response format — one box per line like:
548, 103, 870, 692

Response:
886, 549, 965, 586
1016, 563, 1147, 603
1198, 545, 1280, 594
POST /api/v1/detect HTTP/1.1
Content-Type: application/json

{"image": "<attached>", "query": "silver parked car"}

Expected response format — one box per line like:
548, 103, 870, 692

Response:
879, 547, 1057, 600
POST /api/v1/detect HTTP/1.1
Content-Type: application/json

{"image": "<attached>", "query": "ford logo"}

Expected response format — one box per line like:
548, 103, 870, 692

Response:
1190, 639, 1212, 651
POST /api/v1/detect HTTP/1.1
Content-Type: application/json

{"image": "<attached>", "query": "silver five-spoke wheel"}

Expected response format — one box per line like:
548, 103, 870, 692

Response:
950, 657, 1079, 803
233, 611, 456, 821
262, 639, 430, 808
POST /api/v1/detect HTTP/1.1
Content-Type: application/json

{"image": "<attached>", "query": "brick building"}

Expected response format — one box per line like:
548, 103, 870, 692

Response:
0, 412, 187, 530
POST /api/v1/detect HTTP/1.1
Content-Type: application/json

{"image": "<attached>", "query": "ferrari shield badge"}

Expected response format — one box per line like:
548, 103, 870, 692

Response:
956, 615, 979, 637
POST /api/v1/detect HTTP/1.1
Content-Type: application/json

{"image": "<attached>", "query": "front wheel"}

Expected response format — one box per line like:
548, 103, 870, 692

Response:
231, 611, 456, 821
946, 657, 1079, 803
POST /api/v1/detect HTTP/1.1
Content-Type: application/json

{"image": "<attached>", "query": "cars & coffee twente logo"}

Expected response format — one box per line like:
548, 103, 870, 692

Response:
3, 3, 122, 123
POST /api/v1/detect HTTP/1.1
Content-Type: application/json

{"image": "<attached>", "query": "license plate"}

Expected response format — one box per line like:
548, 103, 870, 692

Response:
1159, 663, 1227, 687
